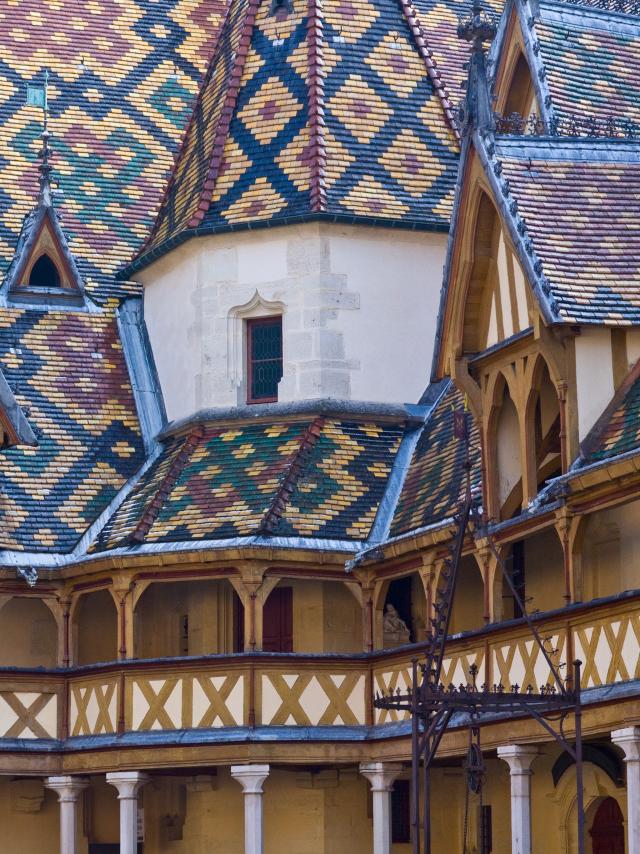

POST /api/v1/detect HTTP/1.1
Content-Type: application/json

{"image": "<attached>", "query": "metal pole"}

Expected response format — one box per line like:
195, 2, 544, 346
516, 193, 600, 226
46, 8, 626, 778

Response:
423, 741, 431, 854
574, 660, 585, 854
411, 659, 420, 854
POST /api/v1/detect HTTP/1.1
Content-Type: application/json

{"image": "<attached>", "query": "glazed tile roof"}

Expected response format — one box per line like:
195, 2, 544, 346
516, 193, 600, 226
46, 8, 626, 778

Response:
534, 0, 640, 125
0, 303, 145, 552
95, 416, 405, 549
0, 1, 226, 555
131, 0, 463, 271
390, 382, 481, 537
580, 360, 640, 463
0, 0, 224, 300
494, 140, 640, 325
413, 0, 503, 93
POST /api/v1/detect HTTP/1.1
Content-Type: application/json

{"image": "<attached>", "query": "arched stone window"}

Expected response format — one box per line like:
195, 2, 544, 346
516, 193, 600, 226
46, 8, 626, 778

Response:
28, 254, 61, 288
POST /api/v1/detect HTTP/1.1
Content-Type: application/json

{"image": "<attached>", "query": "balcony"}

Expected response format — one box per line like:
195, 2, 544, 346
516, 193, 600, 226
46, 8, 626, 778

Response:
0, 590, 638, 745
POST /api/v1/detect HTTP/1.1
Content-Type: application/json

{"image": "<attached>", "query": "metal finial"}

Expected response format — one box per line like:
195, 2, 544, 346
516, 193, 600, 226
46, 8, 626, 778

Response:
457, 0, 497, 49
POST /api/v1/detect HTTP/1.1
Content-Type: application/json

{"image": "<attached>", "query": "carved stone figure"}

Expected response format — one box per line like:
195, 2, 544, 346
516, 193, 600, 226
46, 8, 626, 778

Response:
383, 603, 410, 648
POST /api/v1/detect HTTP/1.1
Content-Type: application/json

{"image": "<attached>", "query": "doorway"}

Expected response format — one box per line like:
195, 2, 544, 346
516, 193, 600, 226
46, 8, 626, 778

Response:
263, 587, 293, 652
590, 797, 624, 854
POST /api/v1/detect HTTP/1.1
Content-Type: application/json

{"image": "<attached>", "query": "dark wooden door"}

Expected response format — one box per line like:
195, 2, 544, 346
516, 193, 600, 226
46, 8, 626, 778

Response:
590, 797, 624, 854
263, 587, 293, 652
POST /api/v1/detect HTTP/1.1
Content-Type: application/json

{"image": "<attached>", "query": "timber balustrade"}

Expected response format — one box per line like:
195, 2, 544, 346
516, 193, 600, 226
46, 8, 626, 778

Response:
1, 592, 639, 741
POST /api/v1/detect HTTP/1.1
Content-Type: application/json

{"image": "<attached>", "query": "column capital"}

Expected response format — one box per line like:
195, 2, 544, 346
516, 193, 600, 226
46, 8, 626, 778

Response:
359, 762, 404, 792
612, 727, 640, 761
45, 776, 89, 803
497, 745, 540, 775
106, 771, 150, 800
231, 764, 270, 794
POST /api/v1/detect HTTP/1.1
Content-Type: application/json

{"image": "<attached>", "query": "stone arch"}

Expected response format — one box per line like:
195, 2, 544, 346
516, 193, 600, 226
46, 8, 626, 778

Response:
0, 597, 59, 667
552, 760, 626, 854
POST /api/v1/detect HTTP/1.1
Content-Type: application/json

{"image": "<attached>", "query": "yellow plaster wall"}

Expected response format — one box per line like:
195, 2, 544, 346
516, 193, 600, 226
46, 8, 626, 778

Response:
581, 498, 640, 602
0, 780, 59, 854
134, 580, 235, 658
524, 528, 565, 614
323, 582, 363, 653
450, 556, 485, 635
87, 777, 120, 846
0, 598, 58, 668
75, 589, 118, 666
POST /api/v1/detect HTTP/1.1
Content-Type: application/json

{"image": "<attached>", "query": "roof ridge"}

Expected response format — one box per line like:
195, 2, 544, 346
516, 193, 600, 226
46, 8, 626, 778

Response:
258, 416, 325, 534
398, 0, 460, 141
187, 0, 261, 230
135, 0, 252, 259
128, 426, 204, 544
579, 357, 640, 462
137, 0, 236, 257
307, 0, 328, 212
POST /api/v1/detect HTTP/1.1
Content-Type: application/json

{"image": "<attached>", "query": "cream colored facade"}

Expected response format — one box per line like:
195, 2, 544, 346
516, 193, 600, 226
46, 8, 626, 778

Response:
140, 222, 448, 419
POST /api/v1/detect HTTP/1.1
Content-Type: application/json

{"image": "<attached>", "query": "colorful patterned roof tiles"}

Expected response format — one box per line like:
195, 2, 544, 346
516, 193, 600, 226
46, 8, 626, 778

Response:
0, 0, 224, 300
535, 2, 640, 125
497, 142, 640, 325
131, 0, 464, 271
94, 415, 405, 549
390, 382, 481, 537
0, 303, 145, 552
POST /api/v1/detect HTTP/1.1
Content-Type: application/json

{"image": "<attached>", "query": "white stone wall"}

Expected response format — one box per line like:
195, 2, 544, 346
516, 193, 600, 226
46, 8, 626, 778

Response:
139, 222, 448, 421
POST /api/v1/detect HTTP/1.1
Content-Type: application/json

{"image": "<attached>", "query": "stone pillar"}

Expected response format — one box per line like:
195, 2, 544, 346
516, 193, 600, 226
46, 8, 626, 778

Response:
106, 771, 149, 854
497, 745, 538, 854
612, 727, 640, 854
45, 776, 89, 854
359, 762, 403, 854
231, 764, 270, 854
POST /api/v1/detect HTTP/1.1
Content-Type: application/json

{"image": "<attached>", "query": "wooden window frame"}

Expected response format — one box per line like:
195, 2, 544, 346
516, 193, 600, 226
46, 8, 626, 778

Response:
246, 316, 283, 405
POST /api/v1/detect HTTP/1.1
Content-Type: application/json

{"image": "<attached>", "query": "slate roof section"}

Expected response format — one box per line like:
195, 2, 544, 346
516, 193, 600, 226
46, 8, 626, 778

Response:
128, 0, 462, 272
494, 139, 640, 325
0, 0, 224, 301
0, 303, 145, 552
390, 382, 481, 537
94, 416, 405, 549
580, 359, 640, 463
534, 0, 640, 125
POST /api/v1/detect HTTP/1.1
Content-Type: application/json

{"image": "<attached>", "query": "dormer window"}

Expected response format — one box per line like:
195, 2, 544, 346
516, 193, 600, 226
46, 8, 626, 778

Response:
247, 316, 283, 404
28, 254, 60, 288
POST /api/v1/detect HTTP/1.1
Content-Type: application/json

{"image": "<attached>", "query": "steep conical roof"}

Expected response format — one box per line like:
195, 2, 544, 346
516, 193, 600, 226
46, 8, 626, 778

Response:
126, 0, 461, 273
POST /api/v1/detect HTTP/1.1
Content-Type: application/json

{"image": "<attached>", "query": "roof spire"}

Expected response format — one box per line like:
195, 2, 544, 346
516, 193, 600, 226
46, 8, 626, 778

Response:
457, 0, 497, 134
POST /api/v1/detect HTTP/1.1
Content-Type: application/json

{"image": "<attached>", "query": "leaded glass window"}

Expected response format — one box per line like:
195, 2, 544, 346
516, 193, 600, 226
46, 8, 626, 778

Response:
247, 316, 283, 403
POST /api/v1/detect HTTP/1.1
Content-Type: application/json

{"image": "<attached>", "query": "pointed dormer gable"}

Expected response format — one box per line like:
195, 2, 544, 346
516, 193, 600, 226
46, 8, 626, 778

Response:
3, 129, 85, 308
490, 0, 640, 134
491, 2, 540, 123
435, 146, 534, 373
